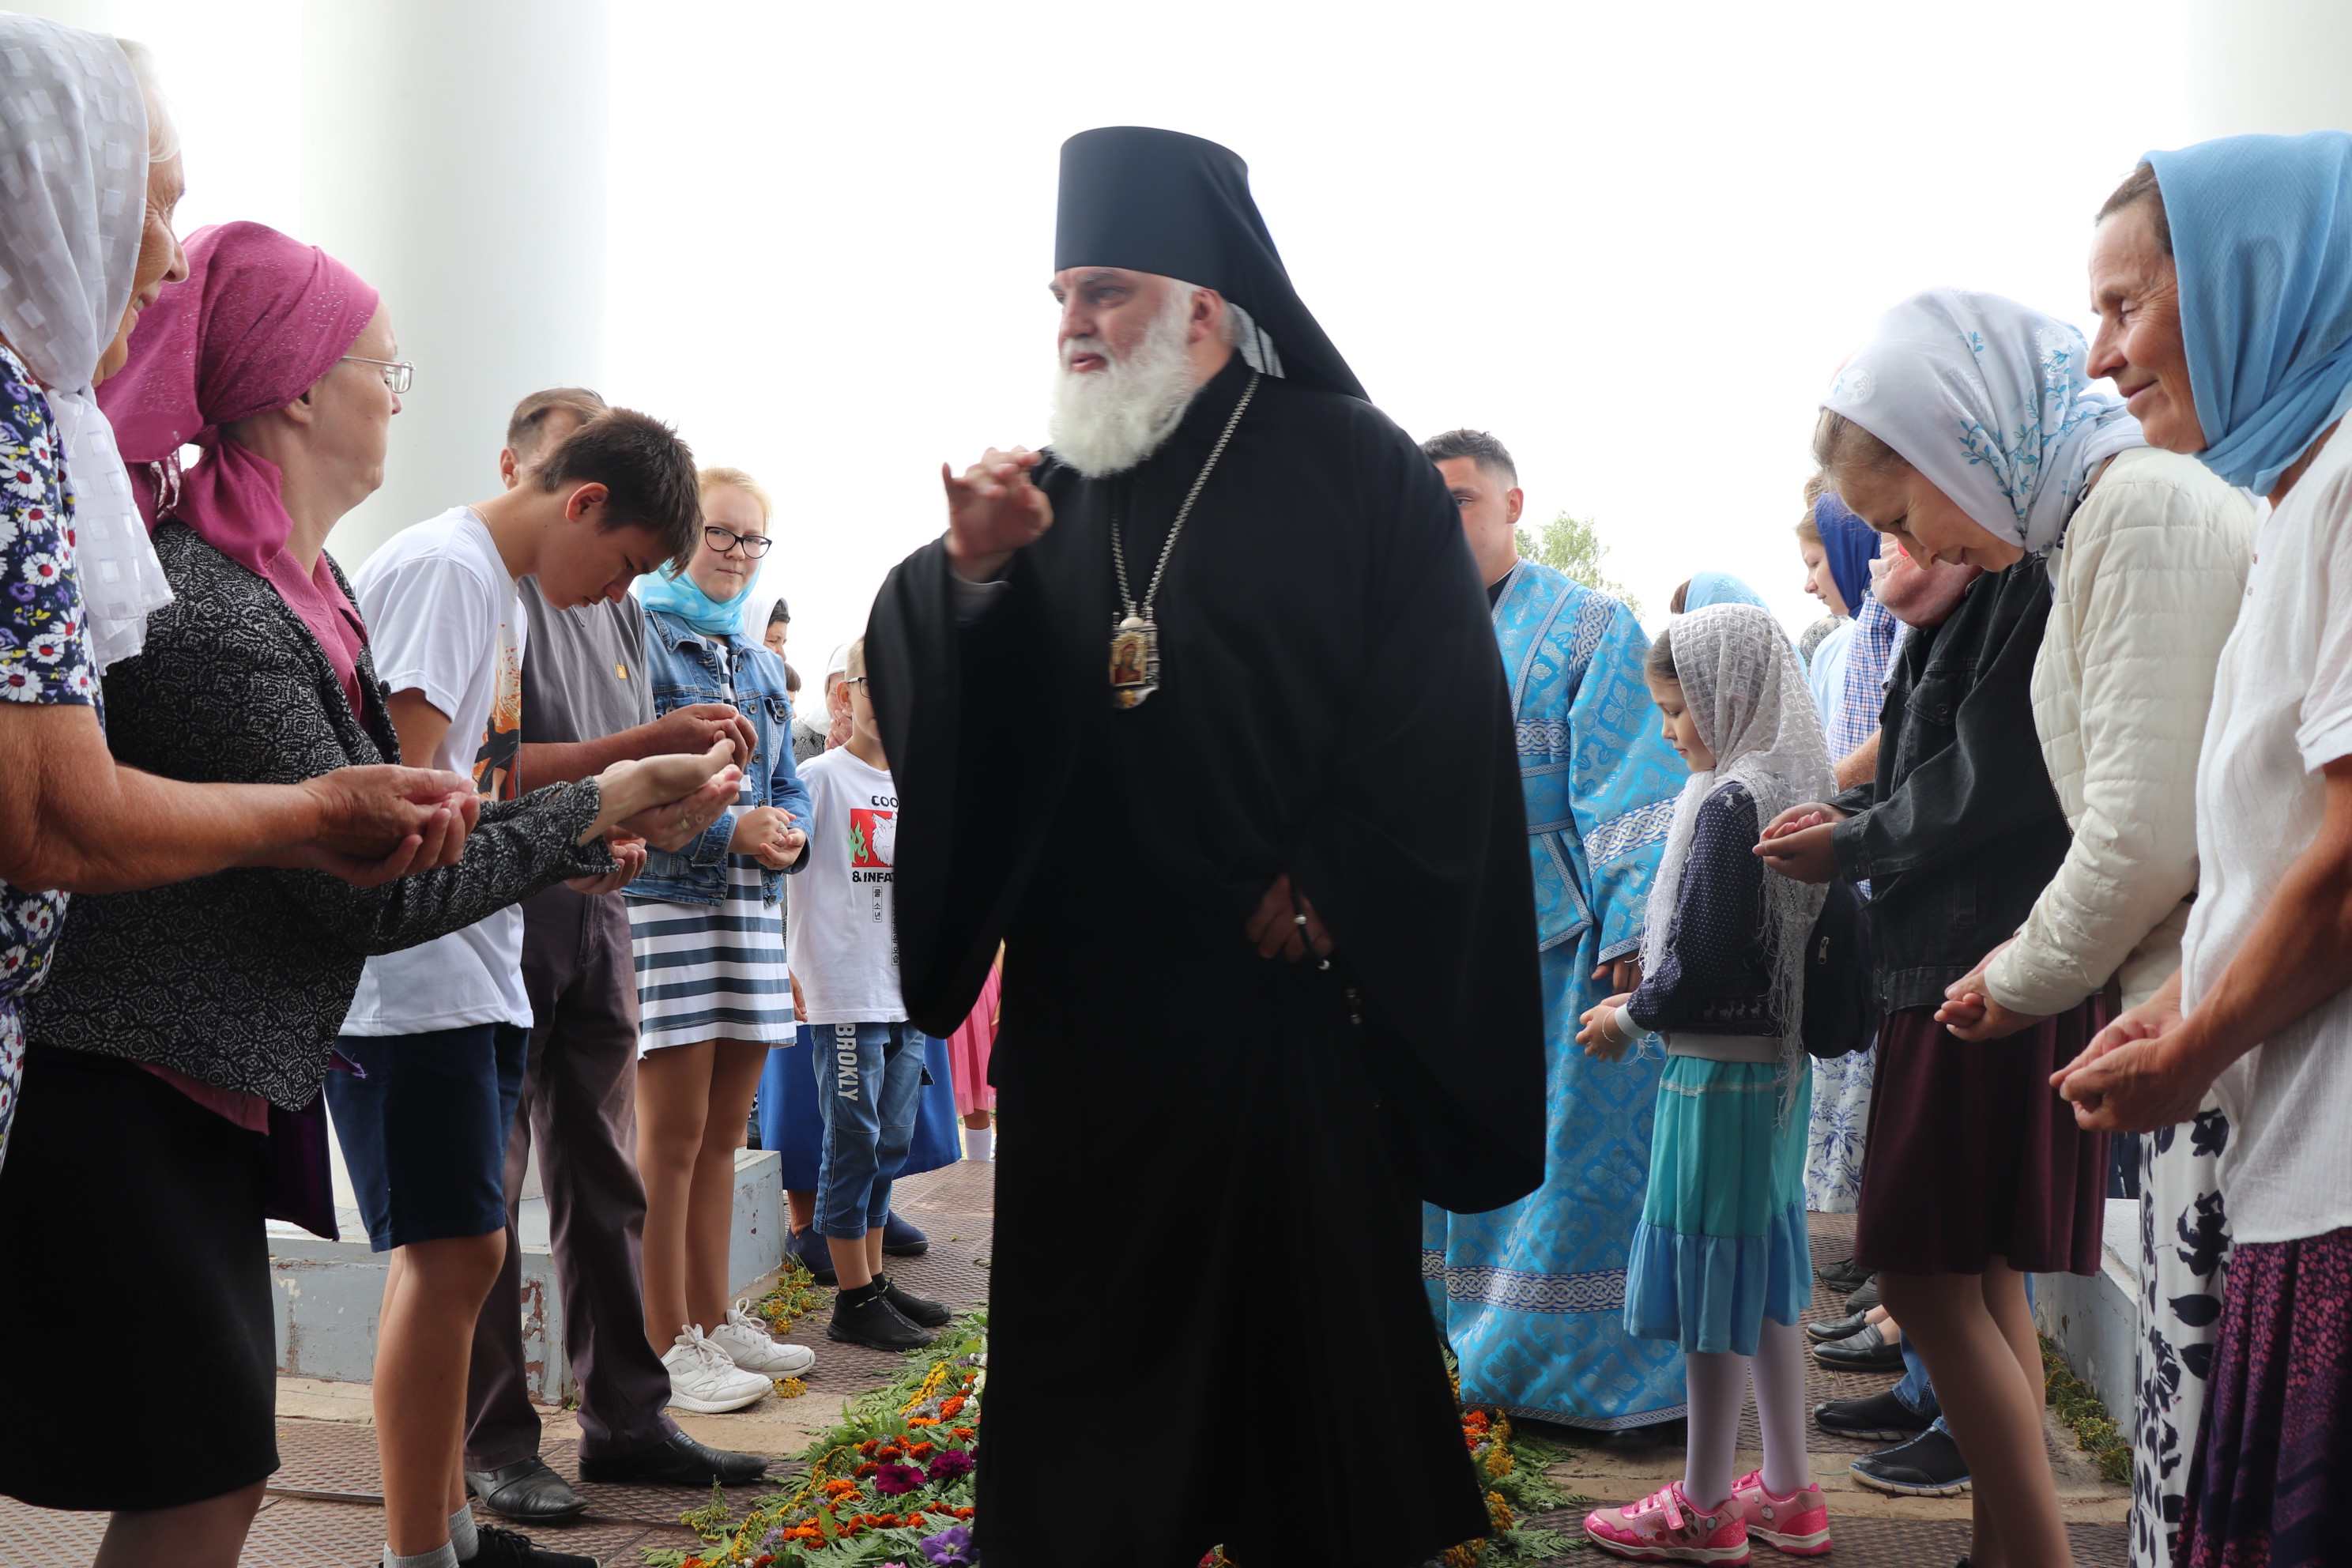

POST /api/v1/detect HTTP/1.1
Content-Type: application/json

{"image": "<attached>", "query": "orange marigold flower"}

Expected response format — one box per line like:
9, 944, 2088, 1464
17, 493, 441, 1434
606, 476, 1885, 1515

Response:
940, 1395, 967, 1417
951, 1426, 977, 1440
857, 1438, 880, 1455
854, 1461, 880, 1476
876, 1446, 904, 1461
824, 1477, 860, 1497
907, 1416, 941, 1427
909, 1441, 937, 1458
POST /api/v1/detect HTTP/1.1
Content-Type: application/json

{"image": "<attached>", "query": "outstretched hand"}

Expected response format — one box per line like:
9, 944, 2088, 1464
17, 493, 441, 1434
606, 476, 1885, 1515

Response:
589, 740, 742, 851
944, 447, 1053, 582
254, 766, 481, 885
1246, 873, 1334, 963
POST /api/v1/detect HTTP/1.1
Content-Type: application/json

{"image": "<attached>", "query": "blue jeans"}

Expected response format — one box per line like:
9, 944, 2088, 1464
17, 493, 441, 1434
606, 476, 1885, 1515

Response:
808, 1021, 923, 1241
1893, 1273, 2034, 1435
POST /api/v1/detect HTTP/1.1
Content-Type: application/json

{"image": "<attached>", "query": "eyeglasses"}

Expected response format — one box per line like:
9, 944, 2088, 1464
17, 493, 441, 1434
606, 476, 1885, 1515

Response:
703, 525, 775, 559
341, 355, 413, 394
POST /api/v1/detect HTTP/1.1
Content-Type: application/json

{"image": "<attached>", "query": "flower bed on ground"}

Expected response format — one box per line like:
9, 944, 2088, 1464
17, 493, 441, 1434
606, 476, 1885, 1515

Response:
646, 1316, 986, 1568
646, 1324, 1577, 1567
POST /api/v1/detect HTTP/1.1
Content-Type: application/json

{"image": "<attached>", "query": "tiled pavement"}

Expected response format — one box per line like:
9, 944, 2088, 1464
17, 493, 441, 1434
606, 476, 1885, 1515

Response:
0, 1170, 2128, 1565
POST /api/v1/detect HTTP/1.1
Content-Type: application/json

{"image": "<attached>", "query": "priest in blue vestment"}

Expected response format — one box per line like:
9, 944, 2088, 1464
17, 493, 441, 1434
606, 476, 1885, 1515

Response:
1421, 430, 1690, 1430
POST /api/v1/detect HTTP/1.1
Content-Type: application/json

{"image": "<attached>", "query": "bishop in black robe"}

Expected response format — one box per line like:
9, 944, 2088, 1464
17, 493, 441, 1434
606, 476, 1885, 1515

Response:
866, 128, 1545, 1568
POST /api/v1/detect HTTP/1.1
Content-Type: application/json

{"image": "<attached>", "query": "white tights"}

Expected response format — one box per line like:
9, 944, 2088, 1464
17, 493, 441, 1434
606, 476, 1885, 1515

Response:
1683, 1318, 1811, 1510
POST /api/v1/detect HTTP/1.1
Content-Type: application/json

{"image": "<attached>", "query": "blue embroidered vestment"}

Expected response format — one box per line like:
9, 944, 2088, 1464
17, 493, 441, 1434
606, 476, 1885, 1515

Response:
1422, 562, 1689, 1428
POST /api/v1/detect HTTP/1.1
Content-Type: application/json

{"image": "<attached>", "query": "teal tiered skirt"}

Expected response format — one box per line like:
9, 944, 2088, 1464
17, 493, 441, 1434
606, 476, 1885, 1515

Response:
1623, 1055, 1812, 1356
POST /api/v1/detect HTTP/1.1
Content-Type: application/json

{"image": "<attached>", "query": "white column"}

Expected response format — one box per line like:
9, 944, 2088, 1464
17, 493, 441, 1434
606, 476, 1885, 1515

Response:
2185, 0, 2352, 141
299, 0, 609, 567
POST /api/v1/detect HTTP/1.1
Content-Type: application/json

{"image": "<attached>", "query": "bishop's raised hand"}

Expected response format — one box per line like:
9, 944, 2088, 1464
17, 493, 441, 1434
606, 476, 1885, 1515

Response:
944, 446, 1054, 582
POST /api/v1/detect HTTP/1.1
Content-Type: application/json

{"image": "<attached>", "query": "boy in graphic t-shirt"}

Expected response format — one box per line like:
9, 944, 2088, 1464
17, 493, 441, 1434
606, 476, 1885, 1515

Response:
331, 413, 726, 1568
788, 638, 953, 1351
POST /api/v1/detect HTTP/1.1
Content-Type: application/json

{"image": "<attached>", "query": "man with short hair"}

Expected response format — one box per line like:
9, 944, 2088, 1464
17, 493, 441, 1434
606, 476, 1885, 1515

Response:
332, 408, 722, 1568
460, 390, 778, 1528
1419, 428, 1690, 1434
867, 128, 1545, 1567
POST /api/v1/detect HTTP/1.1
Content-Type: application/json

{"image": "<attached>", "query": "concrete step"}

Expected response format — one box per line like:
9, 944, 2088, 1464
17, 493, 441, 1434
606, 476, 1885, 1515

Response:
266, 1147, 786, 1402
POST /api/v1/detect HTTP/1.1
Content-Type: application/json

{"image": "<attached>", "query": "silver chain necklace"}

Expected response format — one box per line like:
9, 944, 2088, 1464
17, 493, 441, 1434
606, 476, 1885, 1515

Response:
1106, 371, 1259, 709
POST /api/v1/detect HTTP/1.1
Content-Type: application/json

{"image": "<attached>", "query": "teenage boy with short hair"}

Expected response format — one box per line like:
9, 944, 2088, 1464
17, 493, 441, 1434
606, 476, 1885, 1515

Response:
460, 391, 778, 1528
332, 409, 714, 1568
788, 639, 953, 1350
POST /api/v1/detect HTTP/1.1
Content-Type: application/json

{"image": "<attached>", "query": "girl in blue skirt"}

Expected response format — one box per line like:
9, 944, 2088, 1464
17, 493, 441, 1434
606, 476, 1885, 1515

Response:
1576, 603, 1834, 1564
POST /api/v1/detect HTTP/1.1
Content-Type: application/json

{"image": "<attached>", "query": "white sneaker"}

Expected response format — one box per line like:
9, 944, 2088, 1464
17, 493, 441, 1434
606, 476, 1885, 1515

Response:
662, 1324, 771, 1413
710, 1300, 817, 1377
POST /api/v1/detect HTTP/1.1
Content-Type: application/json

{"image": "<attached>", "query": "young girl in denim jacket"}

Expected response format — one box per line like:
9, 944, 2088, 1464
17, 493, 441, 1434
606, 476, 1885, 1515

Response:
1576, 604, 1834, 1564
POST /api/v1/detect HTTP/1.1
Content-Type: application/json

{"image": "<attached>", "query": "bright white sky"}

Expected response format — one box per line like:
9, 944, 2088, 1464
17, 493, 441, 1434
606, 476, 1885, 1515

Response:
43, 0, 2192, 675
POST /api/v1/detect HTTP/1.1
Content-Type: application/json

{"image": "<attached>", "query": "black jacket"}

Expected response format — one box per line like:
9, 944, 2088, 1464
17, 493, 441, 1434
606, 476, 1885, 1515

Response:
28, 523, 612, 1109
1627, 782, 1780, 1036
1830, 557, 2071, 1012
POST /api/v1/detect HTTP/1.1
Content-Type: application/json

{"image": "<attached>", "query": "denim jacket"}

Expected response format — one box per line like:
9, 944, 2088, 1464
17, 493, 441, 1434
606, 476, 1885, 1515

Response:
1830, 557, 2072, 1012
628, 606, 813, 907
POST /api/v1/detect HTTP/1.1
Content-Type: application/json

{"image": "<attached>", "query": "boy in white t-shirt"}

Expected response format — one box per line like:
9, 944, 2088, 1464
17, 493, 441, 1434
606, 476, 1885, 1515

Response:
788, 639, 952, 1351
330, 411, 718, 1568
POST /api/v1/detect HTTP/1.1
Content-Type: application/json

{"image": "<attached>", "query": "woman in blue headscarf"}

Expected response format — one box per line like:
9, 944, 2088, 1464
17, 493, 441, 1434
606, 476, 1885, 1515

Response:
2057, 134, 2352, 1568
1675, 570, 1773, 614
1794, 498, 1877, 720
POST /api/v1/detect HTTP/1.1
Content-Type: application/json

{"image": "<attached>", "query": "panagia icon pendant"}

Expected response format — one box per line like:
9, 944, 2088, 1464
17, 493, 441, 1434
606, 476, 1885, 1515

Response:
1109, 612, 1159, 708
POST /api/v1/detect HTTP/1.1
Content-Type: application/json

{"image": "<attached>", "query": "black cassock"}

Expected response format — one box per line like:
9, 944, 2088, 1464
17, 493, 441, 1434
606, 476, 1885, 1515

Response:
868, 354, 1544, 1568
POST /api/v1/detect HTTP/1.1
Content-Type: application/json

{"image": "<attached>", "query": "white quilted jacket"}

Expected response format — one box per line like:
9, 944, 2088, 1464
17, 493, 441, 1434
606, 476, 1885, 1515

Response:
1985, 447, 2257, 1015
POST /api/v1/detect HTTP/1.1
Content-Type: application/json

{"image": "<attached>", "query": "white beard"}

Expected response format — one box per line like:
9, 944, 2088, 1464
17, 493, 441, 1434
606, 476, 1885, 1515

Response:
1047, 285, 1204, 478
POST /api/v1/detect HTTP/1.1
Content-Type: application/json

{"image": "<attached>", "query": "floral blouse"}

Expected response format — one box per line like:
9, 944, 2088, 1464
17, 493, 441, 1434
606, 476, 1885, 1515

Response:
2, 336, 99, 1069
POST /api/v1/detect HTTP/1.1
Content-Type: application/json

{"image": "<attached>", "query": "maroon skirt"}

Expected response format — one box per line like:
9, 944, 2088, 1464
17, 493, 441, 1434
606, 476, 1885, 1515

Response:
2179, 1227, 2352, 1568
1852, 1002, 2109, 1276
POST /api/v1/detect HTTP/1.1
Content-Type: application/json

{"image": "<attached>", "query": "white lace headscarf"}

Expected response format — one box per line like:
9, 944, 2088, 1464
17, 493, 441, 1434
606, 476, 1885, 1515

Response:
1822, 288, 2143, 555
0, 15, 173, 669
1638, 603, 1834, 1113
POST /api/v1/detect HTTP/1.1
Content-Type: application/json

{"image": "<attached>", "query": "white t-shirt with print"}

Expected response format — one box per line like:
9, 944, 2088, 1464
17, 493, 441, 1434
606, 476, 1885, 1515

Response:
786, 748, 907, 1025
2181, 429, 2352, 1245
340, 507, 532, 1036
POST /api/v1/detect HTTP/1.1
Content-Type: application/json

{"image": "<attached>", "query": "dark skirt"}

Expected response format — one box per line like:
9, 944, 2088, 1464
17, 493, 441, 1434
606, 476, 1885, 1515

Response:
0, 1044, 278, 1510
2179, 1227, 2352, 1568
1853, 1002, 2109, 1276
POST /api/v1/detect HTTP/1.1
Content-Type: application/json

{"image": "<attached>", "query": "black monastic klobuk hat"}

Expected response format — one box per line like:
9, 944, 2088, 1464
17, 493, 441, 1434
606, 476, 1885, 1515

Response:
1054, 126, 1366, 403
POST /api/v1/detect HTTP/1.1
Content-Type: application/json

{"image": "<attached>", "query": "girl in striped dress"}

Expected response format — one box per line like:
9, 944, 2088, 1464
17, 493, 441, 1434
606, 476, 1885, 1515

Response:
627, 467, 816, 1408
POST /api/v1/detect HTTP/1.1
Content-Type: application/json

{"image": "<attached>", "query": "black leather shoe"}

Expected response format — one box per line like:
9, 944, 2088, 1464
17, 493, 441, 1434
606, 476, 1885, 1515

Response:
881, 1212, 930, 1257
466, 1456, 587, 1523
465, 1524, 597, 1567
1807, 1309, 1871, 1344
876, 1272, 952, 1329
1850, 1426, 1972, 1496
1814, 1387, 1935, 1442
577, 1430, 770, 1487
1815, 1321, 1905, 1371
1846, 1275, 1881, 1314
1814, 1255, 1873, 1295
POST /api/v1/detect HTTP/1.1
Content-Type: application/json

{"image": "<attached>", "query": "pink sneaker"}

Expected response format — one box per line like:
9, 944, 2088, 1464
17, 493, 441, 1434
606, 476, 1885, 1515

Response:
1731, 1470, 1832, 1555
1584, 1482, 1752, 1564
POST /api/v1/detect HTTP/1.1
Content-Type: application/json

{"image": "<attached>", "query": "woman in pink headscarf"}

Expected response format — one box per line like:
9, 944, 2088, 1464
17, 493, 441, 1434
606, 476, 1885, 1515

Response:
0, 222, 733, 1567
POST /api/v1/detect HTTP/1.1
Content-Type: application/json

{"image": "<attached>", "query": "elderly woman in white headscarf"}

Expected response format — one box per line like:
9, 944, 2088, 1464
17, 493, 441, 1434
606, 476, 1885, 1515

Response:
0, 20, 482, 1182
1768, 287, 2250, 1568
